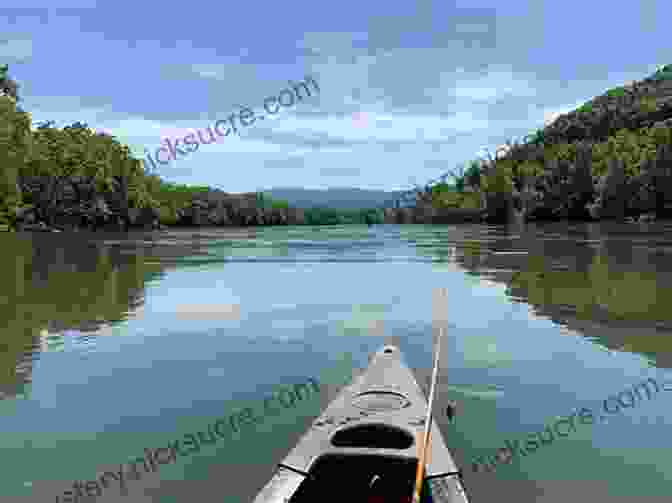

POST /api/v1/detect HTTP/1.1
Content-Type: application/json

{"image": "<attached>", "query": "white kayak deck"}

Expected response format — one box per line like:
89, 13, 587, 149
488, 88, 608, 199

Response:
281, 345, 459, 477
253, 345, 469, 503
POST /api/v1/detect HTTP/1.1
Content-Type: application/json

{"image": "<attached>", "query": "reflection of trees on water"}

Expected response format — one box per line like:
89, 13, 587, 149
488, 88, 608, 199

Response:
0, 235, 166, 400
425, 223, 672, 368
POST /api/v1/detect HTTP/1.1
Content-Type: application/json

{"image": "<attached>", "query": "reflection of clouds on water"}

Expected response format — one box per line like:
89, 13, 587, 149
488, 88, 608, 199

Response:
206, 367, 228, 377
38, 326, 111, 356
271, 303, 299, 311
336, 304, 389, 337
174, 303, 241, 321
271, 319, 309, 330
459, 334, 514, 368
445, 383, 505, 399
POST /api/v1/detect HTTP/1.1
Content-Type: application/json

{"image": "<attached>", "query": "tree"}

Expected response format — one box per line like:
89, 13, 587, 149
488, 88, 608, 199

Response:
444, 163, 466, 192
464, 160, 482, 188
0, 93, 31, 225
0, 65, 20, 102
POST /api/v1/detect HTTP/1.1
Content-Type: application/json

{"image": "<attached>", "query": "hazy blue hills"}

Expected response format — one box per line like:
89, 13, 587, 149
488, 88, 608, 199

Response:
265, 187, 406, 209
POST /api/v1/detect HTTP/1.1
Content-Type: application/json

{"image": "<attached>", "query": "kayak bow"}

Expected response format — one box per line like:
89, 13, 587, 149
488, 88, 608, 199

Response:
253, 345, 470, 503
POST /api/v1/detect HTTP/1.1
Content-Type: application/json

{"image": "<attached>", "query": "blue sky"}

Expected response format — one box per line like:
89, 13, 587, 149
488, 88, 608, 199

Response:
1, 1, 669, 192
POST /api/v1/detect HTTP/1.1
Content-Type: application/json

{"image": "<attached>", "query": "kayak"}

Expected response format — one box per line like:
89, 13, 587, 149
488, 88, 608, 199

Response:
252, 345, 470, 503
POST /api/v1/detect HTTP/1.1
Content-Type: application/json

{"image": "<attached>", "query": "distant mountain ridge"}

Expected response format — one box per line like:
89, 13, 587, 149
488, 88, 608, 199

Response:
266, 187, 405, 209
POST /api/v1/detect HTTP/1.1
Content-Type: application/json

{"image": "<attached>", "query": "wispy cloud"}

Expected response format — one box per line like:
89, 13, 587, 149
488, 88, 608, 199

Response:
451, 68, 538, 103
0, 38, 33, 61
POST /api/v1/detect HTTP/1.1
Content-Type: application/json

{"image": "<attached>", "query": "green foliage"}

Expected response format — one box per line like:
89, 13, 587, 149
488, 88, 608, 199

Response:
431, 190, 480, 209
272, 200, 289, 209
650, 125, 672, 146
0, 64, 242, 226
159, 182, 210, 193
270, 199, 289, 209
518, 160, 544, 178
516, 125, 672, 179
430, 161, 485, 209
576, 102, 593, 114
529, 128, 545, 145
257, 193, 290, 210
605, 86, 627, 99
650, 64, 672, 82
544, 142, 577, 164
303, 207, 384, 225
638, 96, 658, 114
465, 68, 672, 200
464, 161, 482, 187
259, 193, 365, 224
148, 178, 216, 222
0, 94, 31, 225
157, 204, 179, 225
0, 64, 20, 101
19, 119, 158, 210
481, 159, 514, 194
590, 128, 659, 177
431, 183, 458, 196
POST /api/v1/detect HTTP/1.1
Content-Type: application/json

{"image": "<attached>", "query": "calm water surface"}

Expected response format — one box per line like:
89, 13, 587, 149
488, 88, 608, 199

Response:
1, 222, 671, 502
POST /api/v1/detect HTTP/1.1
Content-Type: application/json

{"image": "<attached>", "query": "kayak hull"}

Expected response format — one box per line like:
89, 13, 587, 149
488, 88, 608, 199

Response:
253, 345, 470, 503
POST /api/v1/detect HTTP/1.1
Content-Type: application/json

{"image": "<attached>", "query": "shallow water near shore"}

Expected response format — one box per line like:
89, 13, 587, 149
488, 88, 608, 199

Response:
1, 222, 671, 502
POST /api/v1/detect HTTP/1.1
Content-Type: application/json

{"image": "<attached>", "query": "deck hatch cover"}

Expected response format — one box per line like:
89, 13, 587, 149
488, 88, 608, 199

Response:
331, 424, 414, 448
351, 391, 411, 412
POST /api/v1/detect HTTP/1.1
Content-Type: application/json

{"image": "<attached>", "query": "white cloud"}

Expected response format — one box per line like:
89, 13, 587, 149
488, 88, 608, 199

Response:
452, 68, 538, 102
255, 109, 490, 145
454, 23, 493, 34
539, 100, 585, 126
0, 38, 33, 61
190, 64, 227, 81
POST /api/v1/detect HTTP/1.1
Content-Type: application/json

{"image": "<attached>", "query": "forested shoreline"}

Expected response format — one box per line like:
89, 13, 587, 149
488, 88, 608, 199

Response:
416, 65, 672, 224
3, 64, 672, 230
0, 65, 392, 231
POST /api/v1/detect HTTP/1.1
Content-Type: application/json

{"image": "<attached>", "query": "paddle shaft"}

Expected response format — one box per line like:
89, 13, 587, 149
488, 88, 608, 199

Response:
412, 322, 443, 503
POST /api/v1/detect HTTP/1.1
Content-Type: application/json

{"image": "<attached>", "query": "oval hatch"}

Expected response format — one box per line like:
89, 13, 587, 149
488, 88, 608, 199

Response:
351, 391, 411, 412
331, 424, 414, 449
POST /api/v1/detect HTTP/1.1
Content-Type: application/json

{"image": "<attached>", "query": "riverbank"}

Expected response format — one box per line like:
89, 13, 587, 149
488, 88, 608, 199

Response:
0, 66, 313, 233
382, 206, 483, 224
420, 65, 672, 224
6, 181, 306, 232
476, 138, 672, 225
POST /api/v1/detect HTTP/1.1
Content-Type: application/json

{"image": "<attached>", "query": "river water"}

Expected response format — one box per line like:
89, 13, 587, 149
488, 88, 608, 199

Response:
1, 222, 671, 503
